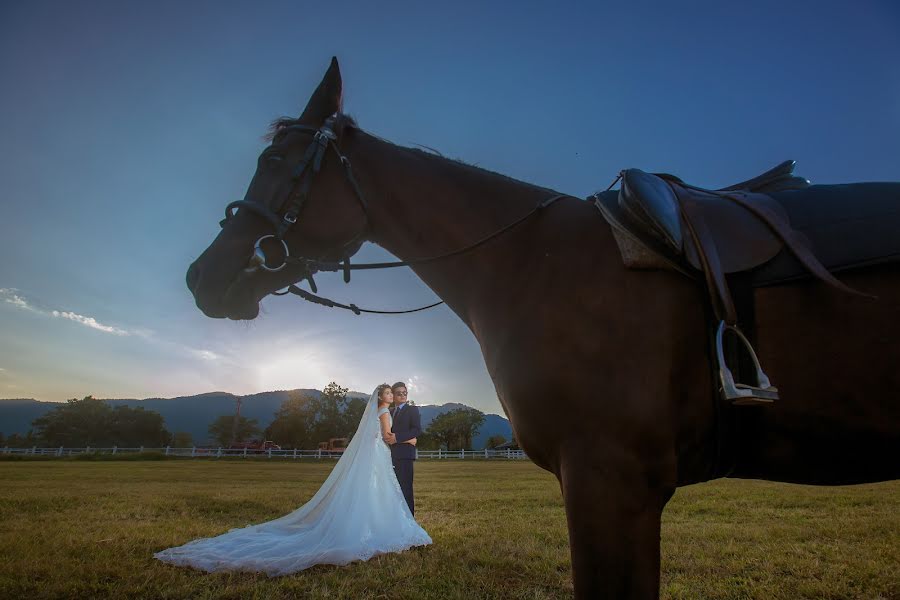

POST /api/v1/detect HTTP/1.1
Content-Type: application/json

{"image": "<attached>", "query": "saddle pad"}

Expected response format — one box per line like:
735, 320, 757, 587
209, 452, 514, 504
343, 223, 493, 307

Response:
752, 182, 900, 286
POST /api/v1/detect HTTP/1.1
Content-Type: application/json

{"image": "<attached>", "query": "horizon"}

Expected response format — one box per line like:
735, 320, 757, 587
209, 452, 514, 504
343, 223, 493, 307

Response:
2, 1, 898, 415
0, 388, 506, 415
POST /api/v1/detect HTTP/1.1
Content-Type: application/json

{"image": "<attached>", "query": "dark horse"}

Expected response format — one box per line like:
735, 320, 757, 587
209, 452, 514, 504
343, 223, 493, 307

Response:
186, 59, 900, 598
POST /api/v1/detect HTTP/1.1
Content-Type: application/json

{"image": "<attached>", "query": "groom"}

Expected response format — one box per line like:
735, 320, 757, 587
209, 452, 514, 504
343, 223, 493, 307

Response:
385, 381, 421, 515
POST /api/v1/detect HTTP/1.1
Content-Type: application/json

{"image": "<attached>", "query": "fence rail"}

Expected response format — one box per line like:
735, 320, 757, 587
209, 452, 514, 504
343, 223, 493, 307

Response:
0, 446, 528, 460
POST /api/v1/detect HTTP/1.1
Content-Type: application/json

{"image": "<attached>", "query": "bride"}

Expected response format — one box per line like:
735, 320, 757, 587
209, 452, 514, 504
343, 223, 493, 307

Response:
154, 384, 432, 575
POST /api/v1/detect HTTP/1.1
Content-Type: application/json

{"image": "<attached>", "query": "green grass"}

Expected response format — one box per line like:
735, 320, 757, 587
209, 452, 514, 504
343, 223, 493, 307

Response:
0, 461, 897, 599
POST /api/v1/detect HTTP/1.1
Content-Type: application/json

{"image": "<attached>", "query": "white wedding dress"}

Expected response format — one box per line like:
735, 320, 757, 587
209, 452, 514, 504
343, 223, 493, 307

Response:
153, 388, 432, 575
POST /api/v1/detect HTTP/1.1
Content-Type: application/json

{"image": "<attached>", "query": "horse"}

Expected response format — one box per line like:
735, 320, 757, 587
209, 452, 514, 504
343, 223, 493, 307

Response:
185, 58, 900, 598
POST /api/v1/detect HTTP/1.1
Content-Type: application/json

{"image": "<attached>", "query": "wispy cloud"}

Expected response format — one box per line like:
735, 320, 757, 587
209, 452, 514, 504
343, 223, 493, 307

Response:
131, 328, 222, 363
1, 288, 222, 363
406, 374, 430, 397
2, 287, 132, 336
50, 310, 130, 335
190, 349, 220, 361
0, 288, 39, 313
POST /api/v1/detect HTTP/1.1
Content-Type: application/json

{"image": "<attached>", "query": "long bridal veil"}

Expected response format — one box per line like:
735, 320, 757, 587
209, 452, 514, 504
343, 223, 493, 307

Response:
154, 388, 432, 575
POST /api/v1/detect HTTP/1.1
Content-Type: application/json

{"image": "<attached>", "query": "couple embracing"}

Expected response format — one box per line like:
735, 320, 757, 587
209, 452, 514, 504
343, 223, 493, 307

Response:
154, 382, 431, 575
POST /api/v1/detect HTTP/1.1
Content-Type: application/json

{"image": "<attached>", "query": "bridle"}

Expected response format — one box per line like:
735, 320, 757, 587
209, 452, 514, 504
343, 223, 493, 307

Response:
219, 114, 571, 315
221, 116, 368, 275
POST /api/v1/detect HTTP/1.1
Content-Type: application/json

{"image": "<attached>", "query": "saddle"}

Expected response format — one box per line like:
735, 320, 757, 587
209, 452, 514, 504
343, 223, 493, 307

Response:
593, 160, 867, 406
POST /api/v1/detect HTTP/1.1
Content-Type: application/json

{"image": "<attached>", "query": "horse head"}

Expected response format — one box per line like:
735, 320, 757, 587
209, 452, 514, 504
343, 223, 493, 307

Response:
186, 57, 367, 319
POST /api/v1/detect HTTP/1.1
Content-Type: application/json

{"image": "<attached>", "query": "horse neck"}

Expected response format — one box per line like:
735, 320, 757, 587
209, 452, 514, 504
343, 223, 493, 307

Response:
348, 130, 556, 322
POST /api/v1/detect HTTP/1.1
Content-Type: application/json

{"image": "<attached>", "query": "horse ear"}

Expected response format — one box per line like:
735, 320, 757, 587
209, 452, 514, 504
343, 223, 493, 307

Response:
300, 56, 343, 124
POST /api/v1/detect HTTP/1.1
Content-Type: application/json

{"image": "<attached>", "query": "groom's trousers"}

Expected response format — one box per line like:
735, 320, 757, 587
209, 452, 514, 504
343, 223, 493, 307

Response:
391, 457, 415, 515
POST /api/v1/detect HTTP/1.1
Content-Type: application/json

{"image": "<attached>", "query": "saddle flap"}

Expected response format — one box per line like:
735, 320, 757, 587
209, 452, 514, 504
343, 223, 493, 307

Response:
679, 189, 795, 273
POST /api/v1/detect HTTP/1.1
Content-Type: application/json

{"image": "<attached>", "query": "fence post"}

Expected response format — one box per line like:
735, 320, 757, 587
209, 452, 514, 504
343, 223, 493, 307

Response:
58, 446, 63, 456
267, 448, 272, 459
85, 445, 90, 455
243, 447, 247, 458
112, 445, 117, 455
191, 446, 196, 457
438, 448, 442, 459
165, 446, 170, 456
293, 448, 297, 459
216, 447, 222, 458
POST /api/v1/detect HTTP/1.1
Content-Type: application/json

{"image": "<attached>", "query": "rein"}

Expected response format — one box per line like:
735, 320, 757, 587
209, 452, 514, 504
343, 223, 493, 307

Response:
221, 116, 571, 315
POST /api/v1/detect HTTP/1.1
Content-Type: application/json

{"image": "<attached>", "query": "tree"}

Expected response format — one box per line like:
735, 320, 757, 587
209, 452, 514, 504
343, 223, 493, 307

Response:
4, 430, 36, 448
32, 396, 110, 446
107, 405, 170, 446
340, 395, 366, 439
424, 407, 485, 450
414, 431, 441, 451
170, 432, 194, 447
208, 415, 261, 447
31, 396, 170, 447
265, 392, 314, 449
485, 434, 506, 449
265, 382, 366, 448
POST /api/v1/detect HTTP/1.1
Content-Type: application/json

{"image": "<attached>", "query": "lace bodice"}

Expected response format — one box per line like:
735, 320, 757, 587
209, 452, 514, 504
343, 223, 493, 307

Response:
377, 405, 391, 425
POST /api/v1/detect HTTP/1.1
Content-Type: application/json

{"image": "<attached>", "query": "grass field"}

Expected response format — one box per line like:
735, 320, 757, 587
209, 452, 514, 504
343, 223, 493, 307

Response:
0, 459, 897, 599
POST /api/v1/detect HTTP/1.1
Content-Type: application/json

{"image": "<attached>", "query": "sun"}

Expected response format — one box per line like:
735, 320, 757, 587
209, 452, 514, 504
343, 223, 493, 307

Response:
255, 351, 331, 392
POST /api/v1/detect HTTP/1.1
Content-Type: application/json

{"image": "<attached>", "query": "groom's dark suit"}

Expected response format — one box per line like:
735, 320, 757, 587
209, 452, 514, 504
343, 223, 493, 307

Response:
389, 401, 421, 515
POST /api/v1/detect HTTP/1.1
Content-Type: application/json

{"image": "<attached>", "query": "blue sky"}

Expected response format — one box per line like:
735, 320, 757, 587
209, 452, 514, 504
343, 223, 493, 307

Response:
1, 1, 898, 412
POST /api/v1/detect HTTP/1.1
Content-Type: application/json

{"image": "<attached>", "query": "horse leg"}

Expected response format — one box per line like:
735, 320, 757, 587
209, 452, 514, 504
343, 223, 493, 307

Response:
558, 448, 675, 599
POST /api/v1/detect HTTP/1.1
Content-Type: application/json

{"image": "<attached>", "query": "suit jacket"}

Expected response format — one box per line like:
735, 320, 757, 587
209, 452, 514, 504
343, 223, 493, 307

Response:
390, 402, 421, 460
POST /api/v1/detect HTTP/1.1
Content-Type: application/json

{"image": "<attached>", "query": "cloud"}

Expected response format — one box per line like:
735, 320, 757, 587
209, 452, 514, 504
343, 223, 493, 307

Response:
406, 375, 430, 397
131, 328, 222, 363
3, 289, 237, 369
51, 310, 130, 336
190, 349, 220, 361
2, 287, 133, 336
0, 288, 38, 313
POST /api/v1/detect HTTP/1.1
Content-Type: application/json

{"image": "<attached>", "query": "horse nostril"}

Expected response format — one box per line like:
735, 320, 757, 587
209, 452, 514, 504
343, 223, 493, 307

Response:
186, 263, 201, 293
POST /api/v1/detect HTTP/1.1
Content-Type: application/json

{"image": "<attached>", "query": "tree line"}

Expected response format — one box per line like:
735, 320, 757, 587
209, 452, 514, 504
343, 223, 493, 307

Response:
2, 383, 506, 450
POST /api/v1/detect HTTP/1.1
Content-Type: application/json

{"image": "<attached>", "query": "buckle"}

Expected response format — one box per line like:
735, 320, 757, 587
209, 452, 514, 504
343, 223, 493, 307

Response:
283, 213, 297, 224
314, 127, 336, 144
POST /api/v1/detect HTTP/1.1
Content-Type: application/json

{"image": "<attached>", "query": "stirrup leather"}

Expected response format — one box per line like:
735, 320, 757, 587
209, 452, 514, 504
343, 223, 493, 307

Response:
715, 321, 779, 405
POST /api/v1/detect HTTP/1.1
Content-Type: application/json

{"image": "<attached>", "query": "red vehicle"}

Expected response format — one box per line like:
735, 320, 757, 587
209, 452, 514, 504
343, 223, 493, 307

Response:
230, 439, 281, 452
317, 438, 349, 455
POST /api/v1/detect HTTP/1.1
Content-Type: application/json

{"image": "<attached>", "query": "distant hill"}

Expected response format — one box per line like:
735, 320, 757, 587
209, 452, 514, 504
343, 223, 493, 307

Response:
0, 391, 512, 449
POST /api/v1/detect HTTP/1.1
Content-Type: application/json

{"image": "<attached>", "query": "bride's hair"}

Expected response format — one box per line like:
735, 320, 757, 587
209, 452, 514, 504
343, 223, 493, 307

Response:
375, 383, 392, 405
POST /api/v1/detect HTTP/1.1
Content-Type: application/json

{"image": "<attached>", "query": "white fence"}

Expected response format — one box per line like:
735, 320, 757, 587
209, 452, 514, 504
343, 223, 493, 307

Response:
0, 446, 528, 460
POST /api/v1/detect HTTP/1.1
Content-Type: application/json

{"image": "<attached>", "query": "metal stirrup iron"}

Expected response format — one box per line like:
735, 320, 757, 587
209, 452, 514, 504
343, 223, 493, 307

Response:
715, 321, 779, 405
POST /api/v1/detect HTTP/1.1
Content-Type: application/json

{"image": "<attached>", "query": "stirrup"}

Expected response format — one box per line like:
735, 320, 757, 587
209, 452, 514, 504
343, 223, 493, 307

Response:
715, 321, 779, 405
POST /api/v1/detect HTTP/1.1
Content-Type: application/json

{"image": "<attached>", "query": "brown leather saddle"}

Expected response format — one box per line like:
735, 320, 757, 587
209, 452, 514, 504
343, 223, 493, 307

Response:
592, 160, 867, 405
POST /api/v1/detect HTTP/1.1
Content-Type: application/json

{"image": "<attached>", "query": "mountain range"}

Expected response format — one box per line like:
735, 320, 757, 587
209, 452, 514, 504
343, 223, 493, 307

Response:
0, 390, 513, 449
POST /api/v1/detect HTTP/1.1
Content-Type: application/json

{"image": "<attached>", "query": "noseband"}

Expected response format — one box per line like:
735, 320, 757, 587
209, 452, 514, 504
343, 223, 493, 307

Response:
218, 115, 571, 314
